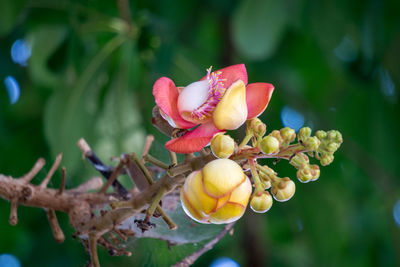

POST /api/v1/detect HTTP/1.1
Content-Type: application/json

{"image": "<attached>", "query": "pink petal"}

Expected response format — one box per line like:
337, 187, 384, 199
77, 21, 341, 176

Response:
153, 77, 197, 129
165, 122, 224, 153
246, 83, 274, 119
202, 64, 248, 88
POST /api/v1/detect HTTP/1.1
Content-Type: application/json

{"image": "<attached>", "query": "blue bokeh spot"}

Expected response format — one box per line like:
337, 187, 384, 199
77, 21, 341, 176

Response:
4, 76, 21, 105
393, 199, 400, 228
280, 105, 304, 132
11, 39, 31, 66
0, 254, 21, 267
210, 257, 240, 267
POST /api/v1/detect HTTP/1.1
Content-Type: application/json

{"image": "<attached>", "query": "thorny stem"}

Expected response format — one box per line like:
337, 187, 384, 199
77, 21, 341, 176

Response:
141, 135, 154, 163
155, 205, 178, 230
57, 167, 66, 195
145, 187, 166, 222
168, 150, 178, 166
99, 159, 126, 194
143, 154, 169, 170
131, 153, 154, 185
89, 234, 100, 267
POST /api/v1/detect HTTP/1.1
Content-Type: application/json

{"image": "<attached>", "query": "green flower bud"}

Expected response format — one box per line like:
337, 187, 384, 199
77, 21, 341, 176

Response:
289, 153, 309, 169
269, 130, 283, 144
303, 136, 321, 150
298, 127, 312, 142
320, 153, 334, 166
260, 136, 280, 154
247, 118, 266, 137
271, 177, 296, 202
326, 142, 339, 153
250, 191, 273, 213
327, 130, 343, 144
280, 127, 296, 142
315, 130, 327, 140
210, 133, 235, 159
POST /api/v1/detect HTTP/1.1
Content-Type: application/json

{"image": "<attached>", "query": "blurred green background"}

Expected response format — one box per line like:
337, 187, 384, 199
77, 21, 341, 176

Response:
1, 0, 399, 266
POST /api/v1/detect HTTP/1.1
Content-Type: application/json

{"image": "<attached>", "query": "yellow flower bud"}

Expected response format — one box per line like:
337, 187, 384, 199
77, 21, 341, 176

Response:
280, 127, 296, 142
289, 153, 309, 169
260, 136, 280, 154
310, 164, 320, 181
271, 177, 296, 202
297, 166, 314, 183
320, 153, 334, 166
180, 159, 251, 224
210, 133, 235, 158
298, 127, 312, 142
326, 142, 339, 153
303, 136, 321, 150
213, 80, 248, 130
315, 130, 327, 140
250, 191, 273, 213
269, 130, 283, 144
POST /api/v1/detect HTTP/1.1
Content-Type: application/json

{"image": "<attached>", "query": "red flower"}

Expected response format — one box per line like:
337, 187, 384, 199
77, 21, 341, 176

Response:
153, 64, 274, 153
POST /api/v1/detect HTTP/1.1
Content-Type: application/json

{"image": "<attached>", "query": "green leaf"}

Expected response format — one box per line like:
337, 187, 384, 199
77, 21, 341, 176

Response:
26, 26, 67, 87
44, 35, 126, 178
0, 0, 26, 36
232, 0, 287, 60
120, 201, 224, 245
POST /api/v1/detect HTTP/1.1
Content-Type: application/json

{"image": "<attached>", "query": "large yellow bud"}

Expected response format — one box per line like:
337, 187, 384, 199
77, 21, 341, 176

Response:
180, 159, 251, 224
210, 133, 235, 158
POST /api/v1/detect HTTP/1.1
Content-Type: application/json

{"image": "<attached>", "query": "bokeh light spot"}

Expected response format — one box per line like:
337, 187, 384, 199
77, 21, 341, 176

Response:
210, 257, 240, 267
11, 39, 31, 66
281, 106, 304, 132
0, 254, 21, 267
379, 68, 397, 104
297, 218, 303, 231
393, 199, 400, 228
4, 76, 21, 105
334, 36, 358, 62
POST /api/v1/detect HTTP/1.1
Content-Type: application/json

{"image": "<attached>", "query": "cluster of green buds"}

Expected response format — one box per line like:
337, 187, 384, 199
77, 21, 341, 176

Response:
180, 118, 343, 223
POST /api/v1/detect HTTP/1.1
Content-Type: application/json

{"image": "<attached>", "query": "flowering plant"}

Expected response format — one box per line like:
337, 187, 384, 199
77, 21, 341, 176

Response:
0, 63, 343, 267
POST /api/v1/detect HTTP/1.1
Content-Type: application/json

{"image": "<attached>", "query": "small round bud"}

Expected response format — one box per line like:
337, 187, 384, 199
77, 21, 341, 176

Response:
210, 133, 235, 158
298, 127, 312, 142
280, 127, 296, 142
247, 118, 266, 137
271, 177, 296, 202
260, 136, 280, 154
263, 180, 272, 190
269, 130, 283, 144
297, 167, 313, 183
310, 164, 320, 181
315, 130, 327, 140
250, 191, 273, 213
320, 153, 334, 166
289, 153, 309, 169
326, 130, 343, 143
326, 142, 339, 153
303, 136, 321, 150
